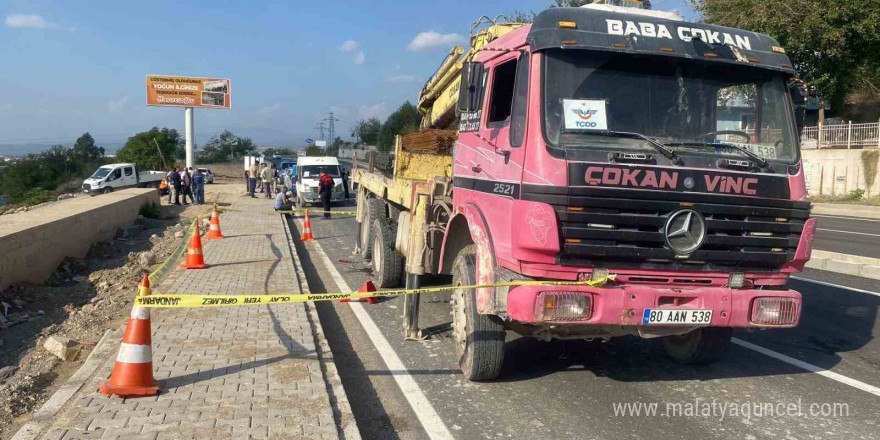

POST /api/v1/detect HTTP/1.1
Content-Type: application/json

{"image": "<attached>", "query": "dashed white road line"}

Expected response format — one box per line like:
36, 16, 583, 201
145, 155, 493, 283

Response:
791, 276, 880, 297
297, 218, 455, 440
732, 338, 880, 398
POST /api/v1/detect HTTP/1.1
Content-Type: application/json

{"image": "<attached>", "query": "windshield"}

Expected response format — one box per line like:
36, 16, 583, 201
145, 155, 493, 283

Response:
299, 165, 340, 179
543, 49, 798, 162
90, 167, 112, 179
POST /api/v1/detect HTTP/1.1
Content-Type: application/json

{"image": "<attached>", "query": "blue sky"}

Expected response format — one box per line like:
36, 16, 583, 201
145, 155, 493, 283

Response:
0, 0, 695, 153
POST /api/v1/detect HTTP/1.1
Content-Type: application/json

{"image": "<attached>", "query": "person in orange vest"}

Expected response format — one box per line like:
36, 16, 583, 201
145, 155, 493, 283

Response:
318, 168, 334, 219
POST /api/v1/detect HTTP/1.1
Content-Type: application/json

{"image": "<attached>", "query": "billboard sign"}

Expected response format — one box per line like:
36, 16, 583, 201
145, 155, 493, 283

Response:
146, 75, 231, 109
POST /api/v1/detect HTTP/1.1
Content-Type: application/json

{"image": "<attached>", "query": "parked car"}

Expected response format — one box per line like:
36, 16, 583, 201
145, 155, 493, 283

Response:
197, 168, 215, 184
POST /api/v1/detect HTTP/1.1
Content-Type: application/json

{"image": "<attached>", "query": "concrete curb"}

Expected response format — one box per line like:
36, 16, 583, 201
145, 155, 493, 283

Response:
283, 214, 362, 440
807, 250, 880, 280
11, 328, 120, 440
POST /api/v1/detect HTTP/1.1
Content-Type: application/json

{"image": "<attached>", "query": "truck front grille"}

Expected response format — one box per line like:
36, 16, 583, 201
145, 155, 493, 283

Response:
521, 185, 811, 271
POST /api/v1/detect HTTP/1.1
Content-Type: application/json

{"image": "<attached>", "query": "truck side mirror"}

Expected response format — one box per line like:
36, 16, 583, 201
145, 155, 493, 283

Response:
789, 81, 808, 132
458, 62, 485, 114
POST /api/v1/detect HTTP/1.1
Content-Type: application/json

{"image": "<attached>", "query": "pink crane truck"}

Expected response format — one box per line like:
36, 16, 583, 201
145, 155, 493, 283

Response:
352, 3, 815, 380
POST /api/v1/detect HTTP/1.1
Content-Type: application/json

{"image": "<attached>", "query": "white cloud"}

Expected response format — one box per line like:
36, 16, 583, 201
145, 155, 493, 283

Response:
407, 31, 465, 52
339, 40, 366, 64
339, 40, 360, 52
386, 75, 420, 83
5, 14, 72, 31
107, 96, 129, 113
358, 103, 388, 120
258, 103, 281, 116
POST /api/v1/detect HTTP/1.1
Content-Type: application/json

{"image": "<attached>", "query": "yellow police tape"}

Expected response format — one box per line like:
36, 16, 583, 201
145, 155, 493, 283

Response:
134, 275, 616, 308
275, 209, 358, 216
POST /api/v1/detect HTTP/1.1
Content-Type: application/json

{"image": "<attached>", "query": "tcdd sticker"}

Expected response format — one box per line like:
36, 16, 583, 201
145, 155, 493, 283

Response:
564, 99, 608, 131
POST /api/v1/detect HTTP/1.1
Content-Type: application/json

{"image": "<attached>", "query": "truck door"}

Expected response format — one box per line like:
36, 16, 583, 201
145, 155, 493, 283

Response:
479, 52, 529, 188
123, 166, 134, 186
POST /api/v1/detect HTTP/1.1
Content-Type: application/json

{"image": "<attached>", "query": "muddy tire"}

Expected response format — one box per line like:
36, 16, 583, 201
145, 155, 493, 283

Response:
662, 327, 733, 365
451, 245, 505, 381
358, 197, 383, 259
371, 219, 403, 288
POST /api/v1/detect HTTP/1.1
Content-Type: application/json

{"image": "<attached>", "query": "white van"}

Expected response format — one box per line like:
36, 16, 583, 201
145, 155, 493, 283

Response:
295, 156, 345, 207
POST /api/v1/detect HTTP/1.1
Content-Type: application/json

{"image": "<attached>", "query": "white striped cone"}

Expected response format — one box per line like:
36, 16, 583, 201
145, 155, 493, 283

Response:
99, 275, 160, 396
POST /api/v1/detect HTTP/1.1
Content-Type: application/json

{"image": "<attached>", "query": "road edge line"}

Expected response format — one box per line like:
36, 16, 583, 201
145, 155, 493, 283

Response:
283, 215, 362, 440
296, 217, 455, 440
732, 338, 880, 398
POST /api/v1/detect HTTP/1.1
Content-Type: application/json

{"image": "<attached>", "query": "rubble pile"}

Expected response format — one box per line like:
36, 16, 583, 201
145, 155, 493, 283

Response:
0, 217, 192, 435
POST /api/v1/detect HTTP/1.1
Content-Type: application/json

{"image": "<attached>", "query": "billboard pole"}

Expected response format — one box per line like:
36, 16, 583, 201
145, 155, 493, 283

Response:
185, 107, 194, 170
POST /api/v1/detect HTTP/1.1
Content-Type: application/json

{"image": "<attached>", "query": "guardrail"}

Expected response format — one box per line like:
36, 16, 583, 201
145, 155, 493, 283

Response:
801, 121, 880, 149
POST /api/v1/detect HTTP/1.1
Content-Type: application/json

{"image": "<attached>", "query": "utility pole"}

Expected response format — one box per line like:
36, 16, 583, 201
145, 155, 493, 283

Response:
324, 111, 340, 155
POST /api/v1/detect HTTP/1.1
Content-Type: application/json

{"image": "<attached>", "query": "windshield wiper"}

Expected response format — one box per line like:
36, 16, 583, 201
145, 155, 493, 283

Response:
601, 131, 678, 161
666, 141, 769, 169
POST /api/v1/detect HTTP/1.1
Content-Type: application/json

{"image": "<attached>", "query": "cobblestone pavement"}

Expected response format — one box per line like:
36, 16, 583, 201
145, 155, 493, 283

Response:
35, 195, 352, 440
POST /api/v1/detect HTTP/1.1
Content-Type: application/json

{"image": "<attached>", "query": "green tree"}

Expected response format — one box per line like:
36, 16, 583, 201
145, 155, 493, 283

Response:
199, 130, 256, 163
262, 147, 297, 156
116, 127, 181, 171
690, 0, 880, 112
72, 132, 105, 162
305, 145, 324, 156
377, 102, 421, 152
352, 117, 381, 145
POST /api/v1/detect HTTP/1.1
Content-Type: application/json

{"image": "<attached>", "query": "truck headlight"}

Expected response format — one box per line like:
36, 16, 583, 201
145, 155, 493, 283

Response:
537, 292, 592, 321
750, 298, 798, 325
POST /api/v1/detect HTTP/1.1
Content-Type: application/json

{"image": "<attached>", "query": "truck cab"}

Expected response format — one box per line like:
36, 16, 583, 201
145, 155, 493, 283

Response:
356, 4, 815, 381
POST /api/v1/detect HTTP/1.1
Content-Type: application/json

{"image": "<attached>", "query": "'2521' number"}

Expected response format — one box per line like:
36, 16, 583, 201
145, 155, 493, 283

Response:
493, 183, 515, 196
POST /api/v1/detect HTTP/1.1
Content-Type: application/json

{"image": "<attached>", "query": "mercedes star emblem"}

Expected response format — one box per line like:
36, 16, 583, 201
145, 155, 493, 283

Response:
664, 209, 707, 254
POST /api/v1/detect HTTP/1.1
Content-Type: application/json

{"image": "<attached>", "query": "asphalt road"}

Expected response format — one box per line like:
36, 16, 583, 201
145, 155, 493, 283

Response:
812, 214, 880, 259
288, 201, 880, 440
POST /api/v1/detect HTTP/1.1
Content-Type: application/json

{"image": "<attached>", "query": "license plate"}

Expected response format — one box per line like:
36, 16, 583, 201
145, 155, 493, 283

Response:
643, 309, 713, 325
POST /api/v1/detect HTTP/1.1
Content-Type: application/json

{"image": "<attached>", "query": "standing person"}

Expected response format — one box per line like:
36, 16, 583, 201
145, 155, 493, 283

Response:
260, 163, 273, 198
192, 168, 205, 205
170, 166, 182, 206
341, 167, 350, 199
180, 167, 194, 205
244, 169, 250, 194
248, 162, 259, 198
318, 168, 334, 219
165, 168, 176, 204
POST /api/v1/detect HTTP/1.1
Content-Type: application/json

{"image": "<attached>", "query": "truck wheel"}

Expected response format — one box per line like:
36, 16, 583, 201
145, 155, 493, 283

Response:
662, 327, 733, 365
451, 245, 505, 381
103, 187, 113, 194
358, 198, 383, 259
371, 219, 403, 288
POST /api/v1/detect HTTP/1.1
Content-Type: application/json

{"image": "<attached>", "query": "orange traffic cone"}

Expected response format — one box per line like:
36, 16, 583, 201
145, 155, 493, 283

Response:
340, 280, 377, 305
180, 222, 209, 269
301, 210, 314, 242
99, 275, 161, 396
206, 205, 224, 240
